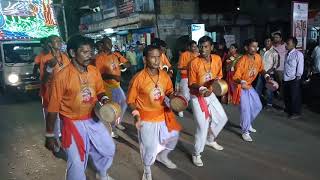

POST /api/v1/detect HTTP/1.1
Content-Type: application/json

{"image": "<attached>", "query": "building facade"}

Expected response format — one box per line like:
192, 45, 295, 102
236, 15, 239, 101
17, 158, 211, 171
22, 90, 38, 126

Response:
78, 0, 199, 50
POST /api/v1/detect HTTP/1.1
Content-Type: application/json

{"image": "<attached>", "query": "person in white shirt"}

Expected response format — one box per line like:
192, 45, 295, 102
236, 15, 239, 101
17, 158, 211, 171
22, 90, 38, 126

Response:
283, 37, 304, 119
273, 33, 287, 98
311, 41, 320, 74
255, 37, 280, 110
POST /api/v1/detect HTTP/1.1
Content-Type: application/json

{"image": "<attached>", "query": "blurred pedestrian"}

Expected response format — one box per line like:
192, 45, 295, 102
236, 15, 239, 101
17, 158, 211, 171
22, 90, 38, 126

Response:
224, 43, 242, 104
177, 40, 199, 117
41, 35, 70, 145
126, 45, 138, 75
33, 37, 49, 77
152, 39, 173, 76
283, 36, 304, 119
136, 41, 145, 71
273, 33, 287, 99
311, 39, 320, 74
255, 36, 280, 110
95, 37, 130, 138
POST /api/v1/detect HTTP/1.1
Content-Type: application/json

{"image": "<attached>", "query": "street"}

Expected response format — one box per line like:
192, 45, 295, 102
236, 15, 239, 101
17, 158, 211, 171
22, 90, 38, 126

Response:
0, 94, 319, 180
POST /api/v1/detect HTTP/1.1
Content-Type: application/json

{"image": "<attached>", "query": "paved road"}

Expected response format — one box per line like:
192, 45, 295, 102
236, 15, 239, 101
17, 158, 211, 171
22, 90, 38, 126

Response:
0, 94, 319, 180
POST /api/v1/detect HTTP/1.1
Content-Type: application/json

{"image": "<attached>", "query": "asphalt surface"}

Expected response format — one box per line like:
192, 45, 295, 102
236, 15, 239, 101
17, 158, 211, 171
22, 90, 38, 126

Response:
0, 93, 319, 180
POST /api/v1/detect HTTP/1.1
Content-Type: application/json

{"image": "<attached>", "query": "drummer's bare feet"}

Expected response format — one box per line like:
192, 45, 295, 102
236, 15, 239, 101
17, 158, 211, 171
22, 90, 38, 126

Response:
116, 124, 126, 130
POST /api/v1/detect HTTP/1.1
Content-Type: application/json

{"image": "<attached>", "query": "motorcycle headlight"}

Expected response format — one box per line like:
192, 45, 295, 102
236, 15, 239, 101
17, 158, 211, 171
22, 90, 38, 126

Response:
8, 74, 19, 84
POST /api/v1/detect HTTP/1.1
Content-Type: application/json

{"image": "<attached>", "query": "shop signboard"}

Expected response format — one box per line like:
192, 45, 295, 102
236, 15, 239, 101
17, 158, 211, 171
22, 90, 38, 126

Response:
135, 0, 154, 12
191, 24, 205, 43
117, 0, 135, 17
291, 1, 308, 50
101, 0, 117, 19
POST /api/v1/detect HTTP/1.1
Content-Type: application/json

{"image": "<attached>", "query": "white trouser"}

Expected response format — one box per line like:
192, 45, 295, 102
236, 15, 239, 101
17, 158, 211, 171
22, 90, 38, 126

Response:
179, 78, 190, 101
138, 120, 179, 166
43, 107, 61, 138
191, 93, 228, 155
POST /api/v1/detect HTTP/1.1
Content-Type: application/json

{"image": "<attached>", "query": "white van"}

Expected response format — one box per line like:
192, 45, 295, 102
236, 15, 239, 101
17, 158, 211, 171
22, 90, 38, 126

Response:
0, 40, 41, 93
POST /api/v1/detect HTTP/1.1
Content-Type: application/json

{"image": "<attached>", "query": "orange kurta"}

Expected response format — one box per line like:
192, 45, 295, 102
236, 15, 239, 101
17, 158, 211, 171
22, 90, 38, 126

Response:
113, 51, 128, 64
95, 52, 127, 82
95, 52, 128, 98
34, 51, 47, 65
48, 64, 105, 119
233, 53, 264, 87
178, 51, 198, 78
40, 52, 70, 107
127, 69, 174, 122
160, 53, 172, 69
232, 53, 264, 104
188, 54, 223, 87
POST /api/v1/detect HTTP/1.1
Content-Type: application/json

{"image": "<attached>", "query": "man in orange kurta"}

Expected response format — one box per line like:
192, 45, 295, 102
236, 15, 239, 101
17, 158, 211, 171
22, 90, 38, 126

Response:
233, 38, 270, 142
33, 37, 49, 77
95, 37, 130, 138
45, 35, 115, 180
127, 45, 181, 180
152, 39, 173, 75
177, 40, 199, 117
39, 35, 70, 140
188, 36, 228, 167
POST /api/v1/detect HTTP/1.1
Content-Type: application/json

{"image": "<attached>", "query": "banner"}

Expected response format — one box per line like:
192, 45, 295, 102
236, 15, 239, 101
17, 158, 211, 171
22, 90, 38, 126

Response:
191, 24, 205, 43
292, 1, 308, 50
101, 0, 117, 19
117, 0, 134, 17
224, 35, 236, 48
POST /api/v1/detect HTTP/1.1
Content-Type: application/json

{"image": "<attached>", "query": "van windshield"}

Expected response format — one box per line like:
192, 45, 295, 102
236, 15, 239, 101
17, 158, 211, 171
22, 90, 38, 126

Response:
3, 43, 42, 63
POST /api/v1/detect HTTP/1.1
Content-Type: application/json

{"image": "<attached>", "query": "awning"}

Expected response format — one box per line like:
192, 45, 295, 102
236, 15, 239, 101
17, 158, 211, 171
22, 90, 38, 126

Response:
80, 13, 155, 33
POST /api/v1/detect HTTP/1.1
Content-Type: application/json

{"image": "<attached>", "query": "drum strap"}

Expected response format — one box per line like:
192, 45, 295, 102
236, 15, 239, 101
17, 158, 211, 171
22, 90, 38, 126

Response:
197, 96, 211, 119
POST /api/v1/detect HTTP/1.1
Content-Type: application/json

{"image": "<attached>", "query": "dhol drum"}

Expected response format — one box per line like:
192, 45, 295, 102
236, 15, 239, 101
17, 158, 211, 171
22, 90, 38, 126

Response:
94, 101, 122, 123
211, 79, 228, 96
170, 95, 188, 112
265, 80, 279, 91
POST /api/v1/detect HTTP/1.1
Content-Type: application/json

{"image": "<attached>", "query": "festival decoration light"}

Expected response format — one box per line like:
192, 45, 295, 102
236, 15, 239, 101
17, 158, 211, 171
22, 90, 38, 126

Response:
0, 0, 59, 40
